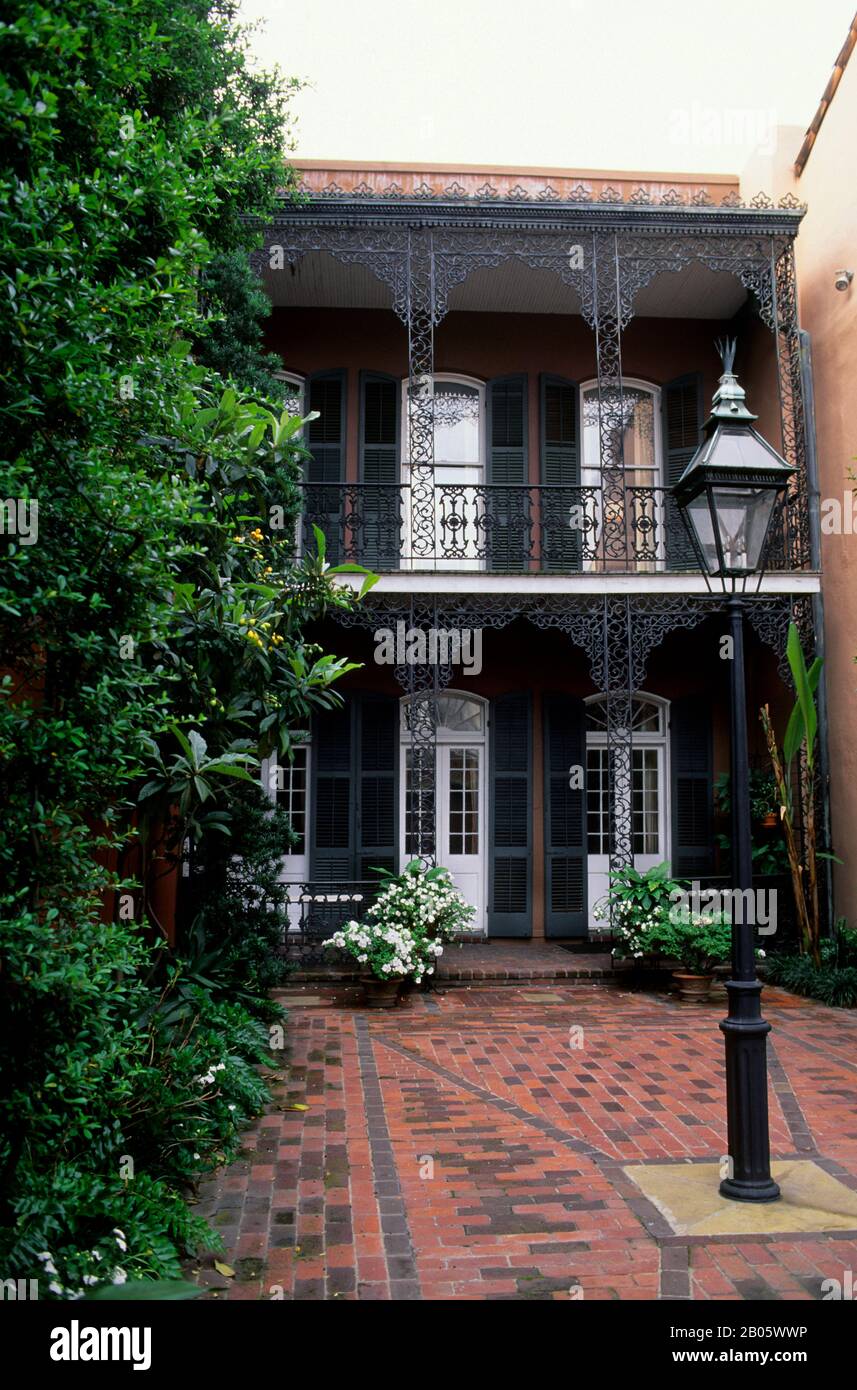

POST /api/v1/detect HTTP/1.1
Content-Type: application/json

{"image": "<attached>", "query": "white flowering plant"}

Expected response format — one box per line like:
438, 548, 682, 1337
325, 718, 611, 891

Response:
323, 861, 475, 982
595, 861, 688, 960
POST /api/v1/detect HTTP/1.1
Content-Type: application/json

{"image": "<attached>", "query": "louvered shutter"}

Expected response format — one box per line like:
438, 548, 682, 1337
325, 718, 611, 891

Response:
662, 374, 703, 570
670, 696, 714, 877
305, 370, 346, 563
540, 375, 581, 572
488, 692, 532, 936
543, 695, 587, 937
359, 372, 401, 569
311, 699, 352, 884
487, 375, 529, 572
311, 694, 398, 886
358, 693, 398, 881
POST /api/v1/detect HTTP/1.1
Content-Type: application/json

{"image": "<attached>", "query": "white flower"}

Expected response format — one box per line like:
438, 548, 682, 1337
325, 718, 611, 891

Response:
48, 1281, 64, 1296
111, 1268, 128, 1286
83, 1274, 98, 1286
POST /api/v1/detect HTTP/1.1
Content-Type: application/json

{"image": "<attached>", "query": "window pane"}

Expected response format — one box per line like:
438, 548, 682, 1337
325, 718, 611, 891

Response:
448, 747, 478, 855
631, 748, 659, 855
277, 746, 308, 855
586, 747, 609, 855
432, 382, 480, 465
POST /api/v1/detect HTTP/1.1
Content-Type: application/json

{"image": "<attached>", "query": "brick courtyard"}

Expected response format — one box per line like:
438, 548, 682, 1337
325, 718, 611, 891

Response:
193, 976, 857, 1301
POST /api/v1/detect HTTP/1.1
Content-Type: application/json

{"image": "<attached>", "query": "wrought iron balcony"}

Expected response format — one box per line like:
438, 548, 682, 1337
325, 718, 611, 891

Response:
299, 483, 800, 574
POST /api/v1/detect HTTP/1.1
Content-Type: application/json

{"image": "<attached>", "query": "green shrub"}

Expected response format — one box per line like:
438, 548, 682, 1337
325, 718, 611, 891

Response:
765, 931, 857, 1008
0, 900, 279, 1296
646, 911, 733, 974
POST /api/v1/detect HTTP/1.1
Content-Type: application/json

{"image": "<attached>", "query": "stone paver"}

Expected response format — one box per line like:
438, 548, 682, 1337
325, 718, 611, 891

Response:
193, 983, 857, 1301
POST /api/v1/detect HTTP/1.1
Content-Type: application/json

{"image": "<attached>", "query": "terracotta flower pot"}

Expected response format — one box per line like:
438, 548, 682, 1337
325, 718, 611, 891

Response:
362, 977, 402, 1009
761, 812, 778, 828
672, 971, 714, 1002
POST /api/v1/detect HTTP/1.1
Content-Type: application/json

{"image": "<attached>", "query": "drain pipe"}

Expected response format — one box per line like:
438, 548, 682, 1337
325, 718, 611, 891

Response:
799, 328, 835, 933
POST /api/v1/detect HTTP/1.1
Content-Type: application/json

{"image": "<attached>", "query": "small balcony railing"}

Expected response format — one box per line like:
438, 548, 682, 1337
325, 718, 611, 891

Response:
300, 483, 797, 574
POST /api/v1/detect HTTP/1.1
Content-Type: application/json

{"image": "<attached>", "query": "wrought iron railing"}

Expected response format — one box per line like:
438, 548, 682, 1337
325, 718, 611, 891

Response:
278, 881, 379, 968
300, 483, 801, 574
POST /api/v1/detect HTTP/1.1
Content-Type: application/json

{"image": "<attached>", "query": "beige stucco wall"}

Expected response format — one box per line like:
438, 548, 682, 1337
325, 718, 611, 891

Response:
743, 64, 857, 921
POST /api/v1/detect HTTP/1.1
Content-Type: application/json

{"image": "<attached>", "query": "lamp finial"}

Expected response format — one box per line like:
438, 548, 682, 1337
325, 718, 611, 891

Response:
715, 337, 737, 375
708, 337, 756, 423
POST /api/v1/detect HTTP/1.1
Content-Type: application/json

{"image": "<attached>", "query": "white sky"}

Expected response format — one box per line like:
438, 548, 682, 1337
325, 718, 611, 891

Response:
239, 0, 855, 175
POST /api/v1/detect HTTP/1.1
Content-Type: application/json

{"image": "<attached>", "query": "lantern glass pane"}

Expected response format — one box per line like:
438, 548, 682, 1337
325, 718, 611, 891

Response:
710, 486, 777, 572
685, 492, 720, 572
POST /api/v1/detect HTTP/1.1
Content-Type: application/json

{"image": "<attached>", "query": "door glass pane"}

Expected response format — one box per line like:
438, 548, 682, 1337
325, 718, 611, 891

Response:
448, 747, 479, 855
582, 385, 657, 488
276, 746, 307, 855
632, 747, 659, 854
586, 746, 610, 855
433, 382, 480, 466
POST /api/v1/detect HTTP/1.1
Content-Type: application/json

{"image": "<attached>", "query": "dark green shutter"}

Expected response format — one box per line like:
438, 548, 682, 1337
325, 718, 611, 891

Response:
540, 375, 581, 572
305, 370, 346, 562
670, 696, 714, 877
543, 695, 587, 937
311, 693, 398, 884
359, 372, 401, 569
357, 693, 398, 880
310, 699, 352, 883
662, 373, 703, 570
488, 692, 531, 936
487, 375, 529, 572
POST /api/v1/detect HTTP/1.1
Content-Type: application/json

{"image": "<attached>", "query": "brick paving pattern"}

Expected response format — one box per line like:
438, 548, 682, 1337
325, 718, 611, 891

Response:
193, 981, 857, 1301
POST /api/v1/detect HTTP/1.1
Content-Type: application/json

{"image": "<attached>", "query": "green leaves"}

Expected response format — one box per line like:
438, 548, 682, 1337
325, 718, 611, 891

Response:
783, 623, 821, 769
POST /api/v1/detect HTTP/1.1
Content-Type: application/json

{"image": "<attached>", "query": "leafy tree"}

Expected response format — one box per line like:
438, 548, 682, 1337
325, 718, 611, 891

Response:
0, 0, 367, 1294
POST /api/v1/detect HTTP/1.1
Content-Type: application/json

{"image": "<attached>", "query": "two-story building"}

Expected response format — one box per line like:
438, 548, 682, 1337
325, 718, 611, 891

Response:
254, 162, 821, 953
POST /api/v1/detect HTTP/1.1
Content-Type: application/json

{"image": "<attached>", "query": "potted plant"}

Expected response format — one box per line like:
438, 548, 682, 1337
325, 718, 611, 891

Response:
596, 861, 688, 964
647, 910, 733, 1001
371, 859, 477, 943
323, 917, 435, 1006
323, 861, 474, 1006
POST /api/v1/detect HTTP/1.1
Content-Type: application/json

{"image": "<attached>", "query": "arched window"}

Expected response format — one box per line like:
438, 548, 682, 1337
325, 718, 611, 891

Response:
401, 374, 485, 472
580, 378, 662, 489
273, 370, 305, 415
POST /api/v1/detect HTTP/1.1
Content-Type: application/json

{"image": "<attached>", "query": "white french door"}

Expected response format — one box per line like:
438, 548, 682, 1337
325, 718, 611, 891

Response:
401, 740, 486, 933
586, 742, 668, 928
401, 376, 486, 571
438, 743, 485, 930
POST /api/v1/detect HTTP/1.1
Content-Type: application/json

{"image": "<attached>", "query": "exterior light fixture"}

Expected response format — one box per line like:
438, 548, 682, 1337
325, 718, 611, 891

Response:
673, 339, 794, 592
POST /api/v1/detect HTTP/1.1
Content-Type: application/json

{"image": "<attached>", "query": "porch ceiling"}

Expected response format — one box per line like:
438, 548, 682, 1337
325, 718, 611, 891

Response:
262, 251, 748, 319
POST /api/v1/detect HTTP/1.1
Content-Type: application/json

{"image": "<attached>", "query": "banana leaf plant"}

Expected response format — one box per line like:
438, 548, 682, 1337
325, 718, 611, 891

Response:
760, 623, 825, 965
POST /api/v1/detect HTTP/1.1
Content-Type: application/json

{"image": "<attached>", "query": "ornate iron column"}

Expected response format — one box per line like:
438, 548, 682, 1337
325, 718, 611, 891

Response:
591, 231, 628, 569
406, 228, 437, 562
403, 232, 439, 861
398, 599, 442, 867
601, 597, 636, 874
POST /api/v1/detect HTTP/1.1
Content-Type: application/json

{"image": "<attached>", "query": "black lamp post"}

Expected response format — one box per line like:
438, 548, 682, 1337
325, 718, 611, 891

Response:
674, 339, 794, 1203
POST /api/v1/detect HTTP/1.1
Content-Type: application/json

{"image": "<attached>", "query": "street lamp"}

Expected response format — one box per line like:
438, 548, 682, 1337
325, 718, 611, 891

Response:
674, 339, 794, 1203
